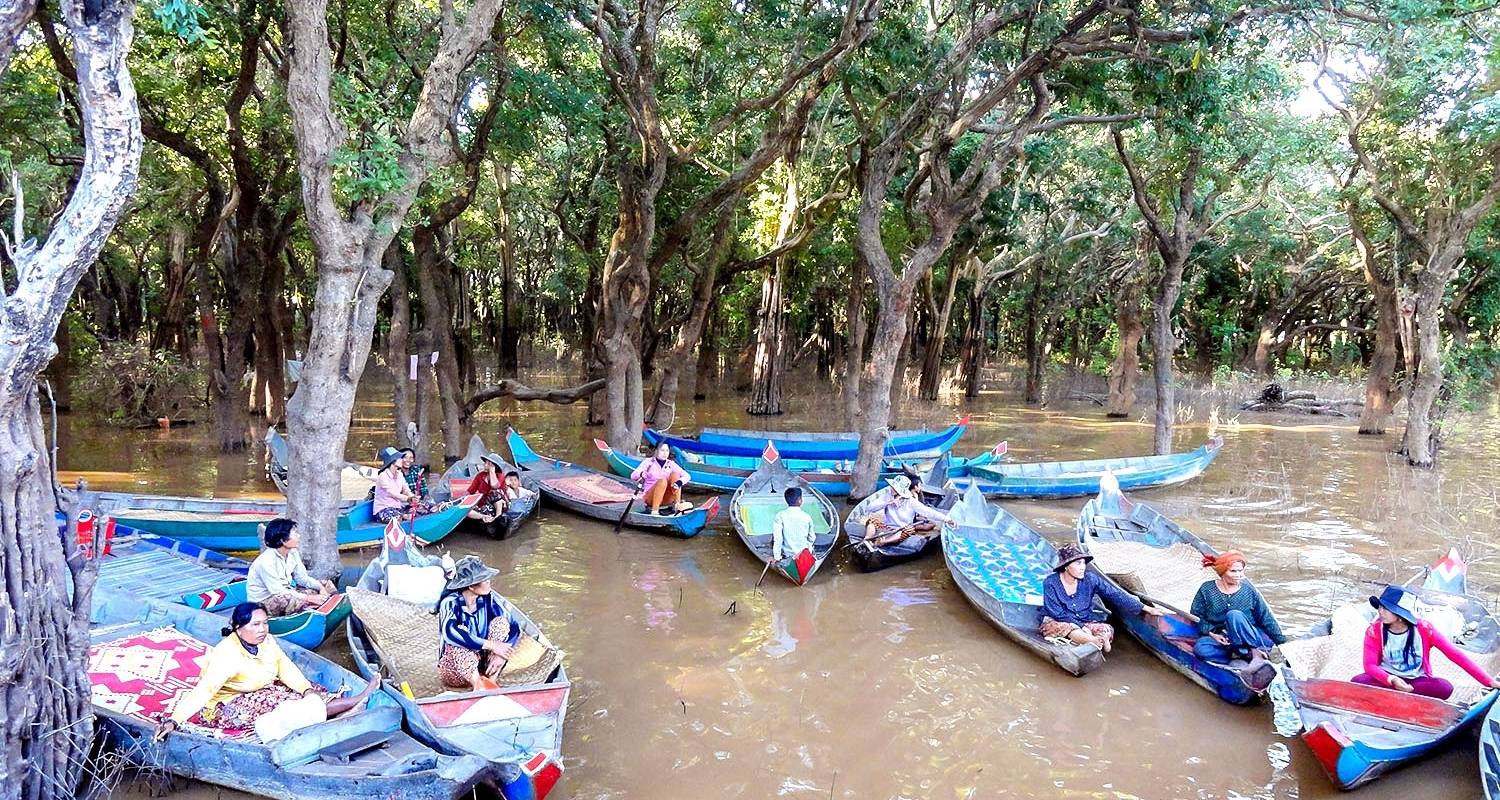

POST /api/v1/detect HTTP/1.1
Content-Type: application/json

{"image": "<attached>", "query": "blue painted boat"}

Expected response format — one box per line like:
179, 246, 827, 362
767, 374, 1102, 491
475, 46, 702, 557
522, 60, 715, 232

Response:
344, 529, 568, 799
505, 428, 719, 537
951, 436, 1223, 499
728, 445, 839, 586
598, 440, 1007, 497
942, 484, 1105, 676
1274, 549, 1500, 790
431, 434, 540, 540
1076, 480, 1276, 704
106, 496, 479, 553
88, 588, 508, 800
840, 455, 960, 572
1482, 695, 1500, 799
642, 417, 969, 460
264, 427, 376, 506
95, 521, 350, 649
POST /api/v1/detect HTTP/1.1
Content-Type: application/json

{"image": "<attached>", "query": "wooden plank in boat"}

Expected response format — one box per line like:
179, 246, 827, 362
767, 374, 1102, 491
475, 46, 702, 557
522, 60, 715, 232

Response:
1295, 677, 1468, 731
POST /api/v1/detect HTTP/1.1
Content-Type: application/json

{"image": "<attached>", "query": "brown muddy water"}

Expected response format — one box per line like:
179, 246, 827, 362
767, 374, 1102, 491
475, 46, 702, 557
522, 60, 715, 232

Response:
66, 381, 1500, 799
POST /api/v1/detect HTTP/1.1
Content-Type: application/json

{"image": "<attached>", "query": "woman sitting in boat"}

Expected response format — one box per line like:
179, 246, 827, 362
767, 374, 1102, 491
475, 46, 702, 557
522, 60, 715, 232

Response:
858, 475, 956, 549
463, 454, 509, 525
1353, 585, 1500, 699
1190, 551, 1286, 667
630, 442, 693, 515
437, 556, 525, 691
1040, 544, 1164, 653
374, 446, 434, 523
246, 518, 337, 617
153, 602, 379, 740
399, 447, 432, 502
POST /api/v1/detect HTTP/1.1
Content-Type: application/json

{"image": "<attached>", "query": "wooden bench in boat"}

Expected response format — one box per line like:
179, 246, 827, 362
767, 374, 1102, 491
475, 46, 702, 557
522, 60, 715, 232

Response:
315, 729, 394, 764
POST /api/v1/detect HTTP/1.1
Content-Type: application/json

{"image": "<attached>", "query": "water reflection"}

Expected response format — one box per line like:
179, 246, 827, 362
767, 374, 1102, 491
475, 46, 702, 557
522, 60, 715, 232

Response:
74, 380, 1500, 800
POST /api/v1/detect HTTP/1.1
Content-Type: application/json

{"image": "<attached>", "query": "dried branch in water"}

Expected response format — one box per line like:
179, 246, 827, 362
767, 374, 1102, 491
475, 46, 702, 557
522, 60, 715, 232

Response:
462, 378, 606, 421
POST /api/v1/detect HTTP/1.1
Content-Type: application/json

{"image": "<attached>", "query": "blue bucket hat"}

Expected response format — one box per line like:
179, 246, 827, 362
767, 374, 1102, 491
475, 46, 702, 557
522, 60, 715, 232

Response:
378, 446, 402, 470
1369, 585, 1419, 626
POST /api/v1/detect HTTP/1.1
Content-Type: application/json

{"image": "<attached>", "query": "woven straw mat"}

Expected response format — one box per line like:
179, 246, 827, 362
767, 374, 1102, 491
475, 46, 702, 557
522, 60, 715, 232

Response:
1279, 603, 1500, 707
113, 509, 277, 523
1088, 540, 1217, 611
348, 587, 561, 698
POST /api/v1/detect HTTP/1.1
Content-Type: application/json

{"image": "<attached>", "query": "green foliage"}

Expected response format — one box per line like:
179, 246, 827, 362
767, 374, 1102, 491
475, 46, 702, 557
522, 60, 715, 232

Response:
151, 0, 210, 44
73, 341, 202, 426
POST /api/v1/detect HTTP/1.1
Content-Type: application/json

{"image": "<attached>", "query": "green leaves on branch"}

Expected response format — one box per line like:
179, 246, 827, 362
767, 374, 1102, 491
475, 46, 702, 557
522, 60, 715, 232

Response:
151, 0, 209, 44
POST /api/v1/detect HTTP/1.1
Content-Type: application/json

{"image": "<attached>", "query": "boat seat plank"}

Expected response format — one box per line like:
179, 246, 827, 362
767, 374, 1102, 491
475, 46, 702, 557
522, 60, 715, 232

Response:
315, 729, 393, 764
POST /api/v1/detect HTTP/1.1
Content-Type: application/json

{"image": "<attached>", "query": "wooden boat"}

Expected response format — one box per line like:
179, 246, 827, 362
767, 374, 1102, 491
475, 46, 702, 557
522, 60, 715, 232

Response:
728, 444, 839, 586
344, 526, 568, 799
96, 520, 350, 649
264, 427, 378, 505
1076, 479, 1275, 704
942, 484, 1105, 676
642, 417, 969, 461
108, 496, 479, 553
840, 456, 960, 572
88, 588, 507, 800
431, 435, 540, 540
1275, 549, 1500, 790
63, 487, 287, 516
950, 437, 1223, 499
598, 440, 1007, 497
505, 428, 719, 537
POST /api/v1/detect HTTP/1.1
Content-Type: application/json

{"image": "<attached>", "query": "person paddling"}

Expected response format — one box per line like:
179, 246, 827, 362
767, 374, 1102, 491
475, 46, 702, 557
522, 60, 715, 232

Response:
1040, 543, 1164, 653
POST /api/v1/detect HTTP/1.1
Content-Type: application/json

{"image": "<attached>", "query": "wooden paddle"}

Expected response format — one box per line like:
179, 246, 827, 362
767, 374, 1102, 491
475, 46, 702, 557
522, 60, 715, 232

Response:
754, 559, 773, 589
613, 484, 641, 534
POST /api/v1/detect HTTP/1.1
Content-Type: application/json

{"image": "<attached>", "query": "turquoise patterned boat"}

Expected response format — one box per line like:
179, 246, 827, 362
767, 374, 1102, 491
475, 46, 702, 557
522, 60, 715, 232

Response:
942, 484, 1104, 676
643, 418, 969, 461
95, 520, 351, 649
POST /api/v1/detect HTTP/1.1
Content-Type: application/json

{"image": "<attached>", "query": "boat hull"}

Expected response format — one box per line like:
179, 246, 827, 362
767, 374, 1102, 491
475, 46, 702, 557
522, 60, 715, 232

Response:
644, 420, 967, 460
506, 429, 719, 537
727, 451, 840, 586
109, 498, 476, 553
951, 438, 1223, 499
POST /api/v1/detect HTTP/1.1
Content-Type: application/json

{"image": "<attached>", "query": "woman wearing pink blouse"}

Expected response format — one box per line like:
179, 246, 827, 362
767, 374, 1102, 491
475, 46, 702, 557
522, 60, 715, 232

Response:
629, 442, 691, 515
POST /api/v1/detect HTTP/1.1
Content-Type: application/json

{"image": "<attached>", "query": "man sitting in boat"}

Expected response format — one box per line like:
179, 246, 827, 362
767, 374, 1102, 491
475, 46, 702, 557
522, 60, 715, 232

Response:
374, 446, 435, 522
437, 556, 526, 691
772, 487, 816, 563
247, 518, 337, 617
463, 454, 509, 525
857, 475, 956, 550
1190, 551, 1286, 670
630, 441, 693, 515
1040, 544, 1164, 653
153, 602, 379, 740
1353, 585, 1500, 699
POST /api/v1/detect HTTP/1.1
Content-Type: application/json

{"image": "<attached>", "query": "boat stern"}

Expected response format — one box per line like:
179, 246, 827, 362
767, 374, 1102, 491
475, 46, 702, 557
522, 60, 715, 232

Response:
1303, 720, 1376, 790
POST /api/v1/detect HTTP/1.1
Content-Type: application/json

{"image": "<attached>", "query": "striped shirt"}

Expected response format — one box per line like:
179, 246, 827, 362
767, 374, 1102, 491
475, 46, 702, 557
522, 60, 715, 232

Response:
436, 591, 521, 654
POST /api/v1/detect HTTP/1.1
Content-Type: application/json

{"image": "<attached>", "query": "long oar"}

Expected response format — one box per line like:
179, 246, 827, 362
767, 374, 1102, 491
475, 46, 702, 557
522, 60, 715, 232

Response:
614, 485, 641, 534
754, 559, 773, 589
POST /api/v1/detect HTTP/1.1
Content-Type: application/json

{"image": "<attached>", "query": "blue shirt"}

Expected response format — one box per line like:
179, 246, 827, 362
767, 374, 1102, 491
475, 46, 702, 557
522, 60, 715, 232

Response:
1189, 580, 1286, 644
1041, 570, 1143, 626
436, 591, 521, 654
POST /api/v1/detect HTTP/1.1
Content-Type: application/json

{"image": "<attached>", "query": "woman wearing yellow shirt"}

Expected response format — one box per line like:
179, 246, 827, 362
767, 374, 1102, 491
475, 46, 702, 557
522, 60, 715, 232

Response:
153, 603, 379, 738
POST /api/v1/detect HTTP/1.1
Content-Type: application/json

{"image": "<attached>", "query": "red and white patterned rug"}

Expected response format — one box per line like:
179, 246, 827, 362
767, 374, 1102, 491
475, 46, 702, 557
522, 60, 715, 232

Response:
88, 626, 253, 739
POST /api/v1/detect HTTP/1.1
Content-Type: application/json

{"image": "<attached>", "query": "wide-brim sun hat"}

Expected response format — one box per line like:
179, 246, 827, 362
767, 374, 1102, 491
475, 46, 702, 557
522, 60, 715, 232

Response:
886, 474, 915, 499
445, 555, 500, 592
481, 453, 507, 471
1369, 584, 1419, 626
1053, 543, 1094, 573
378, 446, 402, 470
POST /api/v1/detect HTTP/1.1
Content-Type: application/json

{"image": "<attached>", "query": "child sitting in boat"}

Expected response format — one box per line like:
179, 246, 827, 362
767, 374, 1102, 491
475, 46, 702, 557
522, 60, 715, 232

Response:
858, 475, 956, 549
374, 446, 436, 522
1354, 585, 1500, 699
502, 470, 535, 503
464, 454, 509, 525
153, 603, 379, 740
1040, 543, 1164, 653
247, 519, 337, 617
436, 556, 526, 691
630, 442, 693, 515
771, 487, 816, 563
1190, 551, 1286, 674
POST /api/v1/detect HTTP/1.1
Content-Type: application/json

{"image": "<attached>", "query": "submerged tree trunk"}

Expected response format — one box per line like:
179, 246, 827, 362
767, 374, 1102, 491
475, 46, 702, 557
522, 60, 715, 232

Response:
386, 241, 416, 447
497, 161, 520, 376
960, 290, 985, 399
1105, 278, 1143, 418
648, 208, 735, 428
843, 266, 867, 427
413, 222, 468, 462
918, 251, 965, 401
747, 167, 800, 416
694, 293, 719, 401
0, 0, 142, 792
1147, 252, 1187, 454
1022, 261, 1047, 404
1359, 281, 1400, 436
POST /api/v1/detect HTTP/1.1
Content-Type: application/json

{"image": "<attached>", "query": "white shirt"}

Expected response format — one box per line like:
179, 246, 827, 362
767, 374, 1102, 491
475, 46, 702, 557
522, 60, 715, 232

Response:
772, 506, 817, 561
246, 548, 319, 602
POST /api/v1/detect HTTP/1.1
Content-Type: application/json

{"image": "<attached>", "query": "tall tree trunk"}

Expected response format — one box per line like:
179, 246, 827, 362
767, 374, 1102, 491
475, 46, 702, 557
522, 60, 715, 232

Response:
843, 266, 867, 427
387, 241, 416, 446
413, 222, 467, 462
0, 0, 141, 792
150, 222, 194, 358
598, 160, 663, 449
918, 251, 965, 400
1148, 252, 1187, 454
1359, 280, 1400, 435
649, 209, 734, 428
747, 166, 799, 416
198, 240, 254, 452
960, 289, 984, 398
851, 278, 919, 495
497, 161, 520, 376
1022, 261, 1046, 404
694, 294, 719, 400
1105, 279, 1143, 418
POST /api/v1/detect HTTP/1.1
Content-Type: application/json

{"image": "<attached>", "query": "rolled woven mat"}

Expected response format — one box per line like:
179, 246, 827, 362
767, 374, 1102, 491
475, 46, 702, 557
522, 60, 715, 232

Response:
347, 587, 562, 696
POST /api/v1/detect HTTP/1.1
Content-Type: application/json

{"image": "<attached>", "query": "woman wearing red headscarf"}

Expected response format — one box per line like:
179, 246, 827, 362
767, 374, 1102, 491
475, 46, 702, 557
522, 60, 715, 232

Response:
1189, 550, 1286, 667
